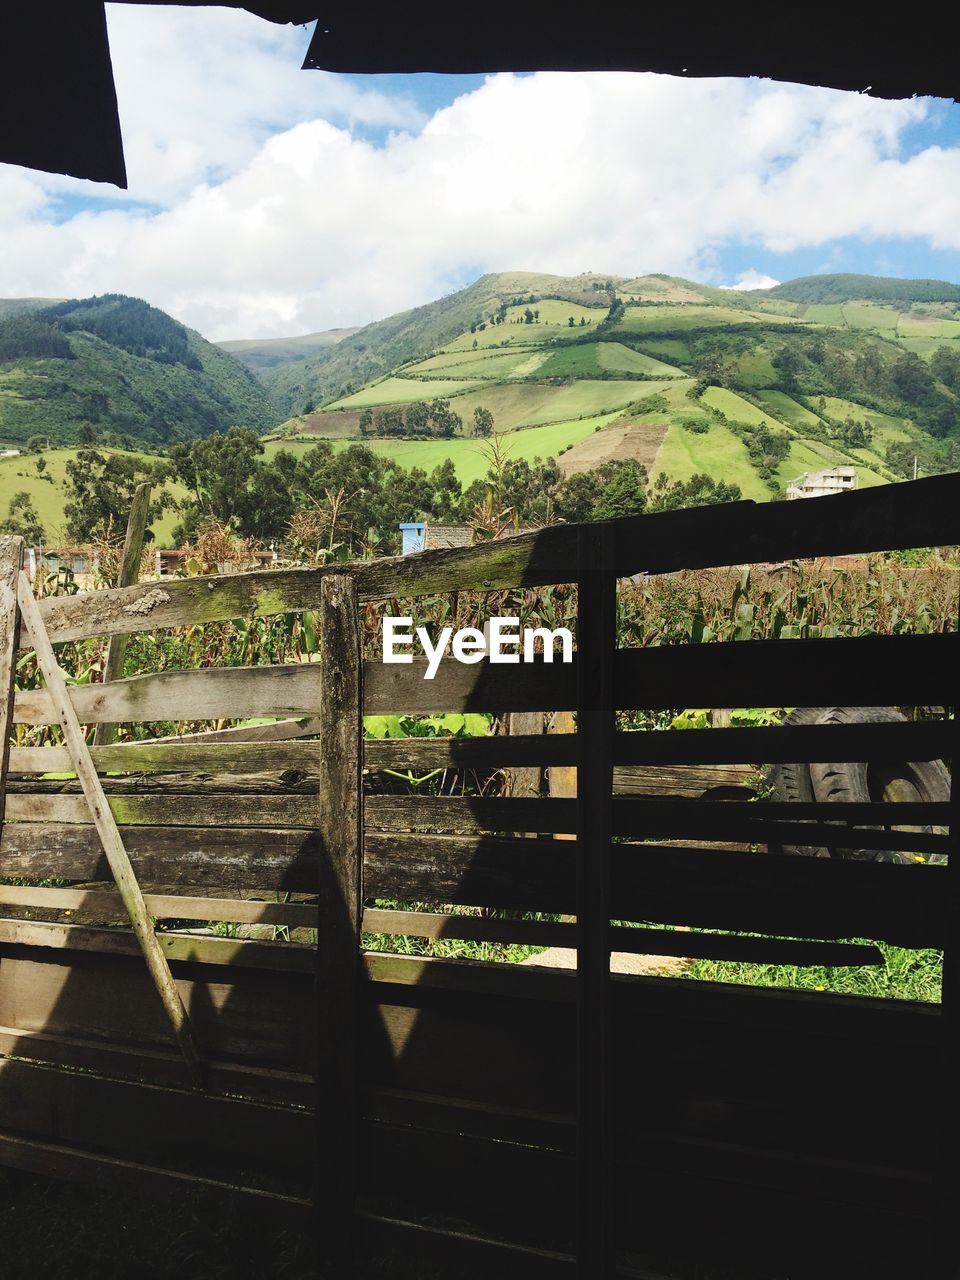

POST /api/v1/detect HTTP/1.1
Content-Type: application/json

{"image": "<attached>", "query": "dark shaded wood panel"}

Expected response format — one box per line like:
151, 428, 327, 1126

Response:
365, 794, 950, 856
362, 634, 957, 714
362, 833, 947, 947
0, 946, 316, 1071
4, 793, 318, 829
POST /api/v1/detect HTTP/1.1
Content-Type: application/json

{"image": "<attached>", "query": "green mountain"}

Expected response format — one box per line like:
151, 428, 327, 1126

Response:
266, 270, 960, 501
218, 327, 359, 373
0, 294, 277, 447
764, 273, 960, 306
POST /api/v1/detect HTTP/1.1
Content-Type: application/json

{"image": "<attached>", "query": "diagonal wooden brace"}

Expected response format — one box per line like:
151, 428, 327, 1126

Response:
16, 571, 205, 1090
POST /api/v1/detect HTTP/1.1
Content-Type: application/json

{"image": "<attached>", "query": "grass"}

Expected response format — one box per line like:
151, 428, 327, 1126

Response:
700, 385, 789, 428
594, 342, 683, 377
685, 940, 942, 1001
753, 389, 824, 430
326, 414, 620, 484
654, 421, 770, 498
0, 447, 188, 543
326, 376, 478, 409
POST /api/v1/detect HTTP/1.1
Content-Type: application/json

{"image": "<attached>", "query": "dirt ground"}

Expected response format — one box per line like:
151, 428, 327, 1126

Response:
557, 420, 667, 476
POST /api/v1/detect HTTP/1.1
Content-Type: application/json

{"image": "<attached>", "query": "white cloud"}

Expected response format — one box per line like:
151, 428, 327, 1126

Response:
725, 269, 782, 291
1, 15, 959, 340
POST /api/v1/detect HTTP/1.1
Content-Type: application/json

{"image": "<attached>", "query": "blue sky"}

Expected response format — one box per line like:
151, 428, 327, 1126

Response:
0, 8, 958, 340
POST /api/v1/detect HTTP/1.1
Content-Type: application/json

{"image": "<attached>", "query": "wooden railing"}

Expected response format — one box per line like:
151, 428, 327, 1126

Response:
0, 472, 955, 1278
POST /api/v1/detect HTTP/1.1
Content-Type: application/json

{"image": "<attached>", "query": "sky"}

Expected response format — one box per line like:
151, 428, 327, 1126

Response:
1, 5, 959, 341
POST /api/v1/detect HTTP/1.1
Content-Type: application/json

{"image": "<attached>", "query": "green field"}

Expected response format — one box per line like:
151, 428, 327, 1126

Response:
0, 448, 188, 544
753, 390, 824, 430
405, 348, 543, 379
296, 415, 620, 486
700, 386, 789, 429
594, 342, 683, 376
654, 421, 769, 499
327, 376, 479, 409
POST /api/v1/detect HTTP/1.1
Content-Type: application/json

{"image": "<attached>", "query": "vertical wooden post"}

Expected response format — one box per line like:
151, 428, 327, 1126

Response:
94, 482, 151, 747
316, 572, 363, 1271
942, 642, 960, 1272
0, 537, 24, 826
575, 523, 616, 1277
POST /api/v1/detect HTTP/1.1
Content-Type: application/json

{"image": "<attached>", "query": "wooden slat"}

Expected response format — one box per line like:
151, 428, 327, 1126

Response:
31, 564, 334, 645
0, 822, 318, 889
575, 524, 615, 1277
4, 792, 317, 828
0, 917, 314, 971
362, 833, 946, 947
360, 909, 883, 967
315, 572, 363, 1267
94, 481, 151, 747
354, 473, 960, 598
364, 720, 952, 771
129, 716, 323, 746
364, 718, 952, 773
0, 883, 317, 926
14, 663, 322, 726
0, 946, 316, 1071
362, 634, 957, 714
8, 740, 323, 775
0, 1056, 311, 1187
0, 1024, 313, 1106
364, 794, 950, 855
0, 1132, 310, 1218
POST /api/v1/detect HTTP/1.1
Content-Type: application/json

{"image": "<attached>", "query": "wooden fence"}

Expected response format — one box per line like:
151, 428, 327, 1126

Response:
0, 473, 957, 1278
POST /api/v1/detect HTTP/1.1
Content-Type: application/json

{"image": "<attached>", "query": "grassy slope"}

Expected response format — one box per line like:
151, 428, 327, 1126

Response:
0, 448, 189, 543
217, 327, 358, 372
0, 325, 274, 448
264, 415, 619, 486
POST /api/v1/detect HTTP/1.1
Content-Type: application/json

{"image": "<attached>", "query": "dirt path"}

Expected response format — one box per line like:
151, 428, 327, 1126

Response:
558, 420, 667, 476
521, 947, 690, 977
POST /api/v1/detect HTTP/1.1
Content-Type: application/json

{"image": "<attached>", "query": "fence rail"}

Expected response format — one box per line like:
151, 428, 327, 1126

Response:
0, 473, 957, 1277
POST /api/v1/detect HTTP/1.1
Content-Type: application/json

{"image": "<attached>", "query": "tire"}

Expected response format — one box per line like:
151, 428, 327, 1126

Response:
765, 707, 830, 857
808, 707, 951, 864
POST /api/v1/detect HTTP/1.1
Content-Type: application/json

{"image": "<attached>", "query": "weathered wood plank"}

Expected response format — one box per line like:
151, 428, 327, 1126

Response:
363, 720, 952, 771
0, 537, 23, 827
0, 1056, 312, 1187
315, 572, 363, 1266
14, 663, 322, 726
0, 1132, 310, 1218
17, 573, 205, 1088
354, 473, 960, 598
0, 823, 318, 889
362, 634, 957, 714
94, 481, 151, 746
0, 917, 314, 971
8, 740, 323, 776
362, 833, 946, 947
0, 1024, 313, 1107
364, 794, 950, 855
31, 565, 334, 646
4, 792, 318, 828
128, 716, 323, 746
0, 883, 317, 927
0, 946, 316, 1069
575, 524, 615, 1277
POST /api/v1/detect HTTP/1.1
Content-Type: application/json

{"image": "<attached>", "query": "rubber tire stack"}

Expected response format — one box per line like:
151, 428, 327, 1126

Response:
766, 707, 950, 863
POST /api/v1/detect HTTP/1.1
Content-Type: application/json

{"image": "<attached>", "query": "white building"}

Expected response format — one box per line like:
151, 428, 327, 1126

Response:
786, 467, 857, 500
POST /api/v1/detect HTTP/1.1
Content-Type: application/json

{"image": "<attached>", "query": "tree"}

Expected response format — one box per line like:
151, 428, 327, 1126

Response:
63, 449, 172, 542
26, 435, 46, 454
358, 408, 373, 437
592, 461, 648, 520
473, 406, 494, 437
169, 427, 290, 541
931, 345, 960, 392
0, 491, 43, 542
77, 423, 96, 444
